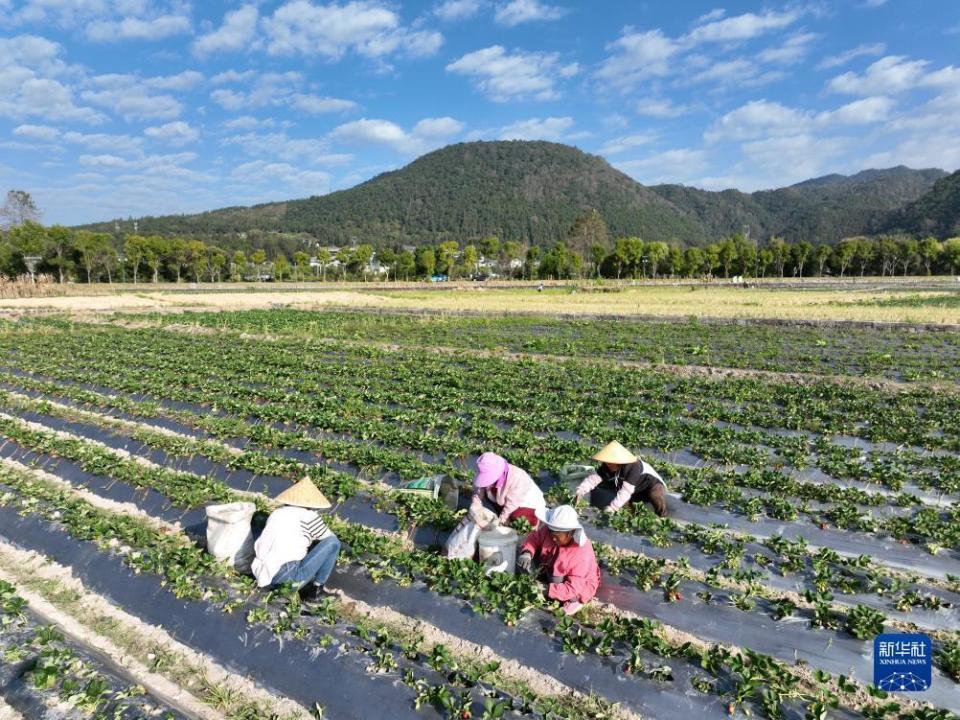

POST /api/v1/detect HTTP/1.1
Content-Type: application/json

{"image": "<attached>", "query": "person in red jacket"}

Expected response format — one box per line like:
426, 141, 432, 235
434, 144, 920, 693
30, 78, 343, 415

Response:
516, 505, 600, 616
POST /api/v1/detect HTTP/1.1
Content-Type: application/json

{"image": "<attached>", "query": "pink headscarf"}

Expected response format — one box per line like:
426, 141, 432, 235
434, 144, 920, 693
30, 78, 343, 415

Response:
473, 452, 508, 488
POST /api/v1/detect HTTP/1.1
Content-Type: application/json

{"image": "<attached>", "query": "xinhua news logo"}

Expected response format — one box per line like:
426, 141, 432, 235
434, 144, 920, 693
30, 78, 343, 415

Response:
874, 633, 932, 692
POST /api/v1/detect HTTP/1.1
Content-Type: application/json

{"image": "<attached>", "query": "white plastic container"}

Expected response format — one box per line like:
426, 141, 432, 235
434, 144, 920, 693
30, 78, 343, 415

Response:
206, 501, 256, 573
477, 526, 518, 575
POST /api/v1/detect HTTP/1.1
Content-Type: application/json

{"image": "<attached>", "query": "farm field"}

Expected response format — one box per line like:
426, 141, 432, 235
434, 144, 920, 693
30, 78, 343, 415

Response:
0, 308, 957, 720
1, 280, 959, 325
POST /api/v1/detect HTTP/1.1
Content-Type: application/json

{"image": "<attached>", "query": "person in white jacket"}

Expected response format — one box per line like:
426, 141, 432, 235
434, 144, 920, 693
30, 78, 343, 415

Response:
574, 441, 668, 516
470, 451, 546, 528
252, 478, 341, 603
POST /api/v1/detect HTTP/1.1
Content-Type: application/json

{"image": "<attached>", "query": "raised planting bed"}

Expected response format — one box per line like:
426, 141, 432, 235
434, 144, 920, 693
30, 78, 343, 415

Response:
0, 580, 188, 720
3, 408, 956, 638
107, 308, 960, 382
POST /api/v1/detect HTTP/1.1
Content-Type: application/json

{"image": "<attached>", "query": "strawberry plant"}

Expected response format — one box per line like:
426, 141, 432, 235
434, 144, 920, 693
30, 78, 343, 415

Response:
936, 639, 960, 682
845, 605, 886, 640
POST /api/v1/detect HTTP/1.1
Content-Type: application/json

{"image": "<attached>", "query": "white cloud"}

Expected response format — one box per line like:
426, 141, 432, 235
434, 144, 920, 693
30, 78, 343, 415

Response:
0, 34, 62, 68
816, 42, 885, 70
13, 124, 60, 141
144, 121, 200, 146
494, 0, 565, 27
635, 97, 689, 118
63, 130, 143, 154
705, 100, 809, 142
923, 65, 960, 89
289, 94, 357, 114
85, 13, 191, 42
145, 70, 204, 91
329, 116, 463, 154
827, 55, 929, 95
7, 77, 107, 123
597, 9, 808, 92
615, 149, 709, 184
412, 116, 464, 138
683, 9, 802, 45
192, 4, 259, 57
863, 132, 960, 170
695, 9, 725, 25
497, 116, 573, 141
757, 32, 817, 65
601, 113, 629, 131
740, 134, 849, 182
695, 137, 856, 192
817, 96, 893, 125
0, 34, 104, 124
230, 160, 331, 196
210, 89, 246, 110
81, 76, 182, 121
222, 131, 353, 164
79, 151, 198, 171
594, 29, 678, 89
598, 132, 657, 156
209, 71, 302, 109
209, 72, 356, 118
886, 88, 960, 132
211, 69, 256, 85
446, 45, 575, 101
434, 0, 483, 21
708, 96, 897, 146
8, 0, 110, 28
261, 1, 443, 60
221, 115, 287, 130
688, 58, 785, 88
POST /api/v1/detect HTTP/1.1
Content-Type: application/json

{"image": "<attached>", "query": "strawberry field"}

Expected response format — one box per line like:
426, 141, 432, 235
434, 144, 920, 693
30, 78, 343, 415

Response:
0, 309, 957, 720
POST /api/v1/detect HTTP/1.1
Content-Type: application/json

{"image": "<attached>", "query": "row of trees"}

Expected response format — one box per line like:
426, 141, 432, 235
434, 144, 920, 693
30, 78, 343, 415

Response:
581, 233, 960, 280
4, 222, 960, 283
0, 224, 331, 283
3, 191, 960, 282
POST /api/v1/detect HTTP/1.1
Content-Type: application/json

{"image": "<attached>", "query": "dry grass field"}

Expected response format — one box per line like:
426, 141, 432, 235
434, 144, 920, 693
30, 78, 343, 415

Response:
0, 279, 957, 324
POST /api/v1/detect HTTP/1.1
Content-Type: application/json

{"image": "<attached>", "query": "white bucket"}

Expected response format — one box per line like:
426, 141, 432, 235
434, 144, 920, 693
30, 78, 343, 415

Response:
477, 526, 518, 575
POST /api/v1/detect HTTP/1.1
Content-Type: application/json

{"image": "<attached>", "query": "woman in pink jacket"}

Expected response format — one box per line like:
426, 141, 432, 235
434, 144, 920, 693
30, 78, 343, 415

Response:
517, 505, 600, 616
470, 451, 546, 527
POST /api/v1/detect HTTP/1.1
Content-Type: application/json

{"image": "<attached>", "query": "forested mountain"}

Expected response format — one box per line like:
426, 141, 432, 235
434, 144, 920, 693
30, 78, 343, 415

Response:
889, 169, 960, 238
76, 141, 950, 247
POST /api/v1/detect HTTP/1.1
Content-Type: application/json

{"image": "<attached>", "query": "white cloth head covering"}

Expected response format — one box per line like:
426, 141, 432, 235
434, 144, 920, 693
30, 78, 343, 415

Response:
535, 505, 587, 546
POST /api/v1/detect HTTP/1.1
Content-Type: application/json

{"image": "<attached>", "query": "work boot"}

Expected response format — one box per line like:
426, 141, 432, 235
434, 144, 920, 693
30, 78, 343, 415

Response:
299, 583, 342, 604
562, 600, 583, 616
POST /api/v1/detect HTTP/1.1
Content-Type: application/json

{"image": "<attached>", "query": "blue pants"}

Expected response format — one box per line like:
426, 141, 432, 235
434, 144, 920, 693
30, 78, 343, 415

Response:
271, 536, 341, 589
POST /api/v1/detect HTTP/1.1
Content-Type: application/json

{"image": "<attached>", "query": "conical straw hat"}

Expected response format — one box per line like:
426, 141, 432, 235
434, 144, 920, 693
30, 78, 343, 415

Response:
275, 477, 331, 509
592, 441, 637, 465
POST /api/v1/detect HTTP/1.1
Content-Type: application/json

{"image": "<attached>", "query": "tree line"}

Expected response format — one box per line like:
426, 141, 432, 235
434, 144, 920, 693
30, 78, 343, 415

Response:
3, 191, 959, 283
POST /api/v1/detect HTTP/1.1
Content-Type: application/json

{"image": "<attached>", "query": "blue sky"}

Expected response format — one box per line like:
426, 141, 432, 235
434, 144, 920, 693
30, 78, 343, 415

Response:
2, 0, 959, 225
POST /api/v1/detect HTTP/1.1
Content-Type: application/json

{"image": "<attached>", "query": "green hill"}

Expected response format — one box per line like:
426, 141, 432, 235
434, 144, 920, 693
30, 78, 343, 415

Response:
77, 141, 948, 246
889, 169, 960, 237
650, 166, 947, 243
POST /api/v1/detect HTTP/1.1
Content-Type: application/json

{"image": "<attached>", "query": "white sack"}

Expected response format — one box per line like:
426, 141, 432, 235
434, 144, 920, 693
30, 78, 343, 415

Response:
206, 502, 256, 573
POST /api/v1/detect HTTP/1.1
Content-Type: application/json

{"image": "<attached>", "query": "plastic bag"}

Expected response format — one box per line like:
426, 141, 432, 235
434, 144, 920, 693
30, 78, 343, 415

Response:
445, 516, 481, 559
559, 463, 596, 493
206, 502, 256, 573
394, 474, 444, 500
559, 464, 595, 483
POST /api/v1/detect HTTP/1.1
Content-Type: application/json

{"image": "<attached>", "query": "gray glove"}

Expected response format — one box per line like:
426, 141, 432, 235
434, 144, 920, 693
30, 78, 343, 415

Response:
516, 552, 533, 574
549, 575, 566, 584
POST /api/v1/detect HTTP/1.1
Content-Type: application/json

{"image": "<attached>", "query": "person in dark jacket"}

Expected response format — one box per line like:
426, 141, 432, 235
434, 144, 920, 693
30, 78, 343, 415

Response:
574, 441, 668, 516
